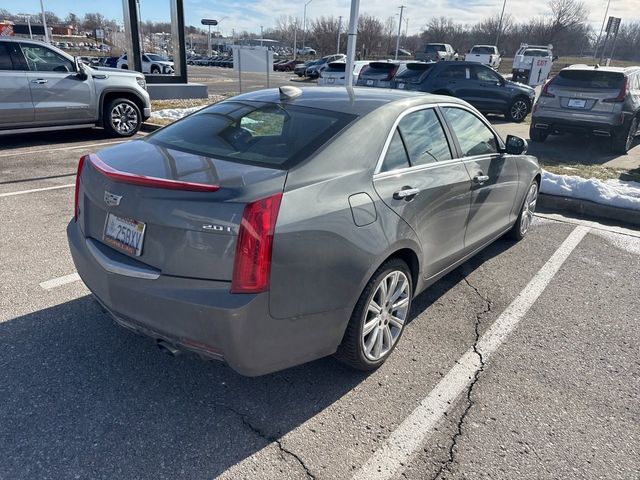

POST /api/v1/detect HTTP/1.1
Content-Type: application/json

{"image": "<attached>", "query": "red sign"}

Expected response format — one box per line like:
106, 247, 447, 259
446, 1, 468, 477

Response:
0, 24, 15, 36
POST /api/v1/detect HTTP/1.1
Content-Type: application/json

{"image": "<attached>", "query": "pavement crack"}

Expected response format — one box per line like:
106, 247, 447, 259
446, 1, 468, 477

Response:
431, 278, 491, 480
220, 404, 316, 479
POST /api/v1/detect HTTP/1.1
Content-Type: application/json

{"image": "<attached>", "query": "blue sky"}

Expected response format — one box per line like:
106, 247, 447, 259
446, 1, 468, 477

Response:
2, 0, 637, 36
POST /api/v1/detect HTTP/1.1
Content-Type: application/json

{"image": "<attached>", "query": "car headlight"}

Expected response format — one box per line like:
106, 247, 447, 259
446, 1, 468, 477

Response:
136, 76, 146, 89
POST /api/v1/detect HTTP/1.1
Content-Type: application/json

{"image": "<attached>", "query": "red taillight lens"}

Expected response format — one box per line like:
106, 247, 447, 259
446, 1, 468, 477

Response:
540, 78, 555, 98
74, 155, 87, 221
603, 77, 628, 103
231, 193, 283, 294
387, 66, 399, 81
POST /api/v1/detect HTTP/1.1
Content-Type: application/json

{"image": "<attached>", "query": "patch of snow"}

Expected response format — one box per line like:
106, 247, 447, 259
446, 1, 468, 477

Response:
151, 105, 204, 120
541, 170, 640, 211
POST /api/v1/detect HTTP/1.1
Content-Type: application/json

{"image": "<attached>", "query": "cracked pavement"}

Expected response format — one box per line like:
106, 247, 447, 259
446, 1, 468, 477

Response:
1, 130, 639, 479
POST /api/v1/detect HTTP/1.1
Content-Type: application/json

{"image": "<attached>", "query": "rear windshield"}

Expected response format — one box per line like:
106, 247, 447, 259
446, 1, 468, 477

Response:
470, 46, 495, 54
523, 49, 549, 56
555, 70, 625, 89
325, 62, 346, 72
395, 63, 434, 82
146, 101, 357, 169
362, 62, 398, 76
425, 45, 445, 52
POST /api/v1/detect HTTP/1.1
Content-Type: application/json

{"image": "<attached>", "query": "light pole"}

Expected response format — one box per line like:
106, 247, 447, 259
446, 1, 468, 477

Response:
260, 26, 263, 47
39, 0, 49, 43
18, 13, 33, 39
495, 0, 507, 48
302, 0, 313, 50
394, 6, 405, 60
344, 0, 361, 87
337, 15, 342, 54
594, 0, 612, 59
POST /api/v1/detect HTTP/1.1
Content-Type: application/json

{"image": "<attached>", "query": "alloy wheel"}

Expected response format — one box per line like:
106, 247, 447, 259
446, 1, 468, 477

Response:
511, 100, 528, 121
361, 270, 410, 361
520, 182, 538, 236
110, 103, 139, 135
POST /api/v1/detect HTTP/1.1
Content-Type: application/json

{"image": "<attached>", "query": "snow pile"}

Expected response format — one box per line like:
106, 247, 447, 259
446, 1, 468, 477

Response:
541, 170, 640, 211
151, 105, 204, 120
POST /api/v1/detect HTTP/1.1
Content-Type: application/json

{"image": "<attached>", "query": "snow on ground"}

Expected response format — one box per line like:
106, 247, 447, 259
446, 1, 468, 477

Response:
151, 105, 204, 120
541, 170, 640, 211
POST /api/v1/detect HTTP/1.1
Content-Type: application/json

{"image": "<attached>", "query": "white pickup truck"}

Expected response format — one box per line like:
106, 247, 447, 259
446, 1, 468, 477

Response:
511, 43, 556, 84
464, 45, 501, 69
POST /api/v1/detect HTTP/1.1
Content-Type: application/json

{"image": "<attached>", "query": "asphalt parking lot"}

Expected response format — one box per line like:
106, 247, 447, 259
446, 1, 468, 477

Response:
1, 129, 639, 479
187, 65, 302, 95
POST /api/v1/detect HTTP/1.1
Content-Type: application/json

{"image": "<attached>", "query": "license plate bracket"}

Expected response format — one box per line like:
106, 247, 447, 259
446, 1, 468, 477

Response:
103, 213, 146, 256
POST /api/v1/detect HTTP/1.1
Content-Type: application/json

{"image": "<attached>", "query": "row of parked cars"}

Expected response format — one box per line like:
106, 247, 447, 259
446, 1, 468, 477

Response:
187, 55, 234, 68
52, 41, 110, 52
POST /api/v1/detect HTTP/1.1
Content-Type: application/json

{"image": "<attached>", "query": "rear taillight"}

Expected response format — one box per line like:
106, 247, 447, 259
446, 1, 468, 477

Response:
603, 77, 628, 103
387, 66, 399, 81
231, 193, 283, 294
74, 155, 87, 221
540, 78, 555, 98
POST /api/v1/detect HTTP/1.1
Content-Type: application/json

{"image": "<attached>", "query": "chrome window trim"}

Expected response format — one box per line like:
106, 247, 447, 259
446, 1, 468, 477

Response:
373, 102, 505, 176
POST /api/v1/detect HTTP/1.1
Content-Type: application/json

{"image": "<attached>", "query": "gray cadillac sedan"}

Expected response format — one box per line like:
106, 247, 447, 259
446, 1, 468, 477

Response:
67, 86, 541, 376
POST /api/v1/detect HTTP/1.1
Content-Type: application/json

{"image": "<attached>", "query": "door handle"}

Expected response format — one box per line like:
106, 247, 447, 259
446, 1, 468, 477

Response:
393, 187, 421, 200
31, 79, 48, 84
473, 175, 490, 184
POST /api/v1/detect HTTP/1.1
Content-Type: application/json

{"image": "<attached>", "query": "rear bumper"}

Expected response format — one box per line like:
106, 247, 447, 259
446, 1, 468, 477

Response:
67, 221, 348, 376
531, 115, 626, 137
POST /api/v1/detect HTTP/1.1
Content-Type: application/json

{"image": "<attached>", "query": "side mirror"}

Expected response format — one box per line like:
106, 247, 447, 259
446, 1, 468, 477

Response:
505, 135, 528, 155
75, 57, 88, 79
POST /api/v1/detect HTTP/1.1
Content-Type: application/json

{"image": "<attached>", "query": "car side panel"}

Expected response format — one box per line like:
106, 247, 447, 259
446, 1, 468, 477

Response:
0, 71, 34, 126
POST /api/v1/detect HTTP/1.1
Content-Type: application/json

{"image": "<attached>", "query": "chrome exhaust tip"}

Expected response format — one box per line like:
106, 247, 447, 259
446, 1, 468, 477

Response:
157, 339, 181, 357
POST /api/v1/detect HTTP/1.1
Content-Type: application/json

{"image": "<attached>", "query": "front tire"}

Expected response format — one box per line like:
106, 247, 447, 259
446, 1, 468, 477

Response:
103, 98, 142, 138
150, 65, 160, 74
529, 125, 548, 143
508, 180, 539, 241
612, 117, 638, 154
506, 97, 530, 123
335, 258, 413, 371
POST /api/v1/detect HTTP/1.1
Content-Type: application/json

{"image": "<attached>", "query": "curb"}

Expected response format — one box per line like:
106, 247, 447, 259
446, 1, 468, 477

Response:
141, 123, 164, 133
538, 193, 640, 228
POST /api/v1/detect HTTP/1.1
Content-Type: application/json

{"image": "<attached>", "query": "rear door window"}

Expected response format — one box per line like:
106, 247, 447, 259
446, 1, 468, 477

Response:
380, 129, 410, 172
397, 109, 452, 165
438, 65, 469, 80
443, 107, 498, 157
555, 70, 625, 90
0, 43, 13, 70
148, 101, 356, 169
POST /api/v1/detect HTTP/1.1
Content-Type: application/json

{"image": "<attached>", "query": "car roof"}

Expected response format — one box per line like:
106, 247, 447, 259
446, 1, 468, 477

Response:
227, 86, 469, 116
563, 64, 640, 75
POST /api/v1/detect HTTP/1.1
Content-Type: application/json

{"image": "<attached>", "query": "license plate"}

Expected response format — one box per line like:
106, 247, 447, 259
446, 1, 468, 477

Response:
398, 83, 405, 89
103, 213, 146, 256
568, 98, 586, 108
518, 68, 525, 72
327, 77, 335, 84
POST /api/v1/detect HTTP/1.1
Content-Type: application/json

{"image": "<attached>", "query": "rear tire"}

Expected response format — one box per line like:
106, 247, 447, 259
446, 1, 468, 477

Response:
508, 180, 539, 241
506, 97, 530, 123
612, 117, 638, 154
335, 258, 413, 371
529, 125, 548, 143
103, 98, 142, 138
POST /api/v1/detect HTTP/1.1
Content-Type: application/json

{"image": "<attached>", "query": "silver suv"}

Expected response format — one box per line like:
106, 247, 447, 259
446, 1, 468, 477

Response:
0, 38, 151, 137
530, 65, 640, 153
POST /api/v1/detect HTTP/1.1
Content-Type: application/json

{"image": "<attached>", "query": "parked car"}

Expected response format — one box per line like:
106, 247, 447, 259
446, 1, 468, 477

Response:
275, 59, 303, 72
67, 85, 540, 376
294, 60, 315, 77
391, 61, 535, 122
512, 43, 556, 83
0, 38, 150, 137
465, 45, 501, 69
416, 43, 457, 62
390, 48, 412, 57
296, 46, 316, 56
305, 54, 346, 79
318, 60, 370, 86
356, 61, 406, 88
117, 53, 174, 74
530, 65, 640, 153
272, 59, 287, 70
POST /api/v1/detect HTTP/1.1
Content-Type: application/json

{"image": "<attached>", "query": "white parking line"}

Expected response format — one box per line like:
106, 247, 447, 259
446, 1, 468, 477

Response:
39, 273, 81, 290
352, 225, 590, 480
0, 136, 145, 159
0, 184, 75, 197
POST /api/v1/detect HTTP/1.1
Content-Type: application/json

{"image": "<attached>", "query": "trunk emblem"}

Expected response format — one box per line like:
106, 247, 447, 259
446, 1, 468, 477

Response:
104, 191, 123, 207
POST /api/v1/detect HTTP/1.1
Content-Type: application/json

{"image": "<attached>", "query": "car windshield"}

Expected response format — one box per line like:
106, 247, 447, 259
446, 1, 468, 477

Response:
146, 54, 167, 61
470, 46, 495, 54
147, 101, 357, 169
425, 45, 446, 52
555, 70, 625, 89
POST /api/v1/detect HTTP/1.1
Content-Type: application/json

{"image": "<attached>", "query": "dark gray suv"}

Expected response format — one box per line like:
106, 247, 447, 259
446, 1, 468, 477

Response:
68, 87, 540, 376
0, 38, 151, 137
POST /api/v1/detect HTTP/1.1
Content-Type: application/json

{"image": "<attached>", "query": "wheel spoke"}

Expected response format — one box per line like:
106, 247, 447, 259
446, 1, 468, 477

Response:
392, 296, 409, 311
368, 300, 382, 315
389, 277, 407, 305
382, 325, 393, 351
389, 315, 405, 329
387, 272, 399, 304
363, 317, 378, 336
373, 326, 383, 358
365, 326, 379, 354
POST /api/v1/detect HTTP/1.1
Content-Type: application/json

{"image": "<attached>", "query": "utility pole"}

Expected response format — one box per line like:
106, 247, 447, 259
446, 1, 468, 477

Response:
302, 0, 313, 49
337, 16, 342, 54
594, 0, 611, 59
344, 0, 361, 87
495, 0, 507, 47
394, 5, 405, 60
260, 26, 263, 47
39, 0, 49, 43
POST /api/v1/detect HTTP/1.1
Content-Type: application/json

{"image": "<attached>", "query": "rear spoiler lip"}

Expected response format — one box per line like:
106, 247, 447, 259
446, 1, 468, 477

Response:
86, 153, 221, 192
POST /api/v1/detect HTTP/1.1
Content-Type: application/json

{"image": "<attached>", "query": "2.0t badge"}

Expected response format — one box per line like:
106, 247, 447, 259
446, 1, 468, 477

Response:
104, 191, 122, 207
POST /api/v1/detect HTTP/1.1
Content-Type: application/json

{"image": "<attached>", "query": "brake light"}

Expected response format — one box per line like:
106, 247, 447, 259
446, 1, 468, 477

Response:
540, 78, 555, 98
74, 155, 87, 221
88, 154, 220, 192
231, 193, 283, 294
603, 77, 628, 103
386, 65, 399, 81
